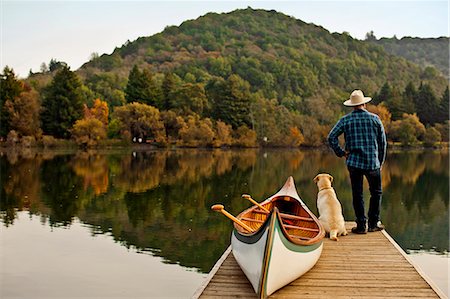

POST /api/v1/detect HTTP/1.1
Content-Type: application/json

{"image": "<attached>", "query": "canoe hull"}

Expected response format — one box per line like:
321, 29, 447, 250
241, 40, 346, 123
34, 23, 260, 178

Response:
231, 177, 324, 298
232, 210, 323, 298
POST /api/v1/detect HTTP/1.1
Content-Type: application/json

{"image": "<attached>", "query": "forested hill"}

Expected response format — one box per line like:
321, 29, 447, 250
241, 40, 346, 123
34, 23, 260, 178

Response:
79, 7, 446, 102
15, 7, 447, 148
371, 36, 449, 78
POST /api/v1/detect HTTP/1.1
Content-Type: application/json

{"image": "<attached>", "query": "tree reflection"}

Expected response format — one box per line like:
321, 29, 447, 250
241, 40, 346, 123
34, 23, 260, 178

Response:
0, 148, 448, 272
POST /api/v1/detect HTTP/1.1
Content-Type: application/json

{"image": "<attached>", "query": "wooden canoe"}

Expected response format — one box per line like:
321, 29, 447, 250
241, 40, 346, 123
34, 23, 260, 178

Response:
231, 176, 325, 299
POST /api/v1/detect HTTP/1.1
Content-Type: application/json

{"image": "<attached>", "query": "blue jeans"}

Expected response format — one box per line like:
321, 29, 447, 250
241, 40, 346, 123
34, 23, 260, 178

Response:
347, 166, 382, 228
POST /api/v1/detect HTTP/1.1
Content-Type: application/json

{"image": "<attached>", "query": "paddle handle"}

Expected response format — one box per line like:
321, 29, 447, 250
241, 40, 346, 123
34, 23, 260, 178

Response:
242, 194, 269, 212
211, 204, 253, 232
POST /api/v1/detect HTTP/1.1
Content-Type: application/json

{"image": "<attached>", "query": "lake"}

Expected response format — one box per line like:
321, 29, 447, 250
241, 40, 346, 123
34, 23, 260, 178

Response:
0, 148, 448, 298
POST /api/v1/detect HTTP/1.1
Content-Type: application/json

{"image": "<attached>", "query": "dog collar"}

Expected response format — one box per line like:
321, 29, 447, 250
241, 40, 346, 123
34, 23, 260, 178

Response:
319, 187, 333, 192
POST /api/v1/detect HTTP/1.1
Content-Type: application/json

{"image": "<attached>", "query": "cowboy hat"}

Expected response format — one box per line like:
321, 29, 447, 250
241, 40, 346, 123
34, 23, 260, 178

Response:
343, 90, 372, 106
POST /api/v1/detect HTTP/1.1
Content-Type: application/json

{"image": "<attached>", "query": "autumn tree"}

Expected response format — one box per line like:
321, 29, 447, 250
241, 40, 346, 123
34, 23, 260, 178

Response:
233, 125, 257, 147
112, 102, 166, 143
71, 118, 107, 147
4, 85, 42, 137
0, 66, 24, 137
423, 126, 442, 147
178, 114, 215, 147
41, 65, 85, 138
213, 120, 233, 147
71, 99, 109, 146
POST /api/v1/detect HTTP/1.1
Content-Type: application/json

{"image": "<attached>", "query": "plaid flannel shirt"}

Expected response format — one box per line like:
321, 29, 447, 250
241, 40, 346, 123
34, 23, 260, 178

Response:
328, 109, 387, 170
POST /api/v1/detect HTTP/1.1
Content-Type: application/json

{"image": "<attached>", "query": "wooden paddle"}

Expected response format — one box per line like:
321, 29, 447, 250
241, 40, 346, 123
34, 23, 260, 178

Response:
211, 204, 253, 232
242, 194, 269, 212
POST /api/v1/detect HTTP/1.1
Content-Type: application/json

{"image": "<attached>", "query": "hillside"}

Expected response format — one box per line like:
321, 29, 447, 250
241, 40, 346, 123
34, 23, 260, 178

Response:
372, 37, 449, 78
18, 8, 448, 147
78, 8, 446, 104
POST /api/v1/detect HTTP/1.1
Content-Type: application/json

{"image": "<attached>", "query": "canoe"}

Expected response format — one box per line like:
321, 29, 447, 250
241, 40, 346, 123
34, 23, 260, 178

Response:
231, 176, 325, 298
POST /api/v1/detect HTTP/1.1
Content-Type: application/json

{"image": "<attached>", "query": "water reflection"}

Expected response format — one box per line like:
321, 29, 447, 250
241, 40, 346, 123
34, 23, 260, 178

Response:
0, 148, 448, 273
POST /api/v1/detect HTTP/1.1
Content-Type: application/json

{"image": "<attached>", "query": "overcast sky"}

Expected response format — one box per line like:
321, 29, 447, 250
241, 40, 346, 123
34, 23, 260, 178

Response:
2, 0, 448, 78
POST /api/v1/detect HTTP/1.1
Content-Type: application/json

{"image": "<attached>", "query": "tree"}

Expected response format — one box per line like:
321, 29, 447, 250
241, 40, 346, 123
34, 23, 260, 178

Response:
112, 102, 166, 143
124, 65, 160, 106
436, 86, 449, 123
178, 114, 215, 147
389, 113, 426, 145
233, 125, 257, 147
213, 120, 233, 147
415, 83, 439, 125
171, 83, 209, 116
41, 65, 85, 138
402, 82, 417, 115
88, 98, 109, 127
423, 126, 442, 147
0, 66, 24, 137
4, 85, 41, 137
373, 82, 391, 105
48, 59, 67, 72
71, 118, 107, 147
206, 74, 252, 129
161, 73, 179, 110
71, 98, 109, 146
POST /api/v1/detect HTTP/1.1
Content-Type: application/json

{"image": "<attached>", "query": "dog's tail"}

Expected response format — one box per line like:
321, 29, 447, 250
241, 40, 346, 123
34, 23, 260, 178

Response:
330, 230, 339, 241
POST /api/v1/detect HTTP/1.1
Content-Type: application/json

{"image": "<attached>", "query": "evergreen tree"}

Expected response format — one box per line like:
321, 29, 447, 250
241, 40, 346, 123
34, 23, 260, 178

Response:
415, 83, 439, 125
124, 65, 160, 106
161, 73, 177, 110
206, 74, 251, 129
402, 82, 417, 115
41, 66, 84, 138
0, 67, 24, 137
436, 86, 449, 123
373, 82, 391, 105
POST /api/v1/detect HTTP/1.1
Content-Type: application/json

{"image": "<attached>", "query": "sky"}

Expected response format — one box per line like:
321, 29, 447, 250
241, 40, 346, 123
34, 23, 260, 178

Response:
1, 0, 449, 78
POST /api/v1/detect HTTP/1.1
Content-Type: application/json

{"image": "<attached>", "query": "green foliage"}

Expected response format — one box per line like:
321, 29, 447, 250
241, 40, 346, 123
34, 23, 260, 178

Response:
171, 83, 209, 116
41, 66, 85, 138
415, 83, 440, 125
206, 74, 252, 129
372, 37, 449, 78
125, 65, 161, 106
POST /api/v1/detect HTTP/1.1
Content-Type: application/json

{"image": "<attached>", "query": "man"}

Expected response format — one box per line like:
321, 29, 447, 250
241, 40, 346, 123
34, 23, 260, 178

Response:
328, 90, 387, 234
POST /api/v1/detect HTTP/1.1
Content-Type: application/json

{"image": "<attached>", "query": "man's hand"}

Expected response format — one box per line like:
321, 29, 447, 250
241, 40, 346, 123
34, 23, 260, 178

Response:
344, 151, 350, 158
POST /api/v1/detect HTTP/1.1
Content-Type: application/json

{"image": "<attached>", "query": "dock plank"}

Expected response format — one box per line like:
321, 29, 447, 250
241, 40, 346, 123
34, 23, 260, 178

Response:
194, 222, 446, 299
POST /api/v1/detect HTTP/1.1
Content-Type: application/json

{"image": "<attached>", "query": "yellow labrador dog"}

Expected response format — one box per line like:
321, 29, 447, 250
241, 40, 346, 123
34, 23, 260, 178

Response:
314, 173, 347, 241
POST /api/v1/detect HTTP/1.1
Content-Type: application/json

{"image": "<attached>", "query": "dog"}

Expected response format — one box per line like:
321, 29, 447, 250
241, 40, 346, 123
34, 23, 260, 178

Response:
313, 173, 347, 241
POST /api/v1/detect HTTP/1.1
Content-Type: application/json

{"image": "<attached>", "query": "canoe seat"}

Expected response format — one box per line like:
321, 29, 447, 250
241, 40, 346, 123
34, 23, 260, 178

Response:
241, 217, 264, 223
253, 209, 314, 222
241, 217, 319, 233
284, 224, 319, 232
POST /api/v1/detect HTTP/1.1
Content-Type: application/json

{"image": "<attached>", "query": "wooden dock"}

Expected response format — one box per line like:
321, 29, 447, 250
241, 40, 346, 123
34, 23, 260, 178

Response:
193, 223, 446, 299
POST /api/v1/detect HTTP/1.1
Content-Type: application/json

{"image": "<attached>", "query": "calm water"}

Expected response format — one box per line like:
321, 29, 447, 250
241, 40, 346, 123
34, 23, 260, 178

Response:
0, 148, 448, 298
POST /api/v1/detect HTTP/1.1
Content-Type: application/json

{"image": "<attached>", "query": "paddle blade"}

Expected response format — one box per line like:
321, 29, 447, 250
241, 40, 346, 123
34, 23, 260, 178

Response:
211, 204, 224, 211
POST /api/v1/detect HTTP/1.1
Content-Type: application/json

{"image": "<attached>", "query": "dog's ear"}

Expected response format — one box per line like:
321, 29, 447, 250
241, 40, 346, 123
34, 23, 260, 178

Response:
328, 174, 334, 183
313, 174, 320, 183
